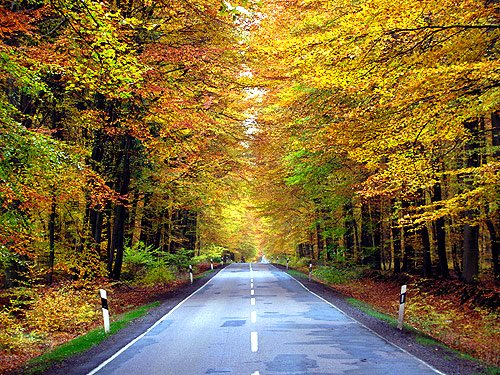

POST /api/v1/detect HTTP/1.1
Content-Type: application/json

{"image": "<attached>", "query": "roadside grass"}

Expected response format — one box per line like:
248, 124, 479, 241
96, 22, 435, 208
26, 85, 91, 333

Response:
286, 269, 308, 280
345, 297, 399, 327
194, 268, 217, 280
25, 301, 160, 374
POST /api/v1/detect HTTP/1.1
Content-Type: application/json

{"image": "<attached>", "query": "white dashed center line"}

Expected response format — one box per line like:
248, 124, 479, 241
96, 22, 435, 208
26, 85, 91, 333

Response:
251, 310, 257, 323
251, 331, 258, 352
251, 297, 255, 305
251, 289, 254, 295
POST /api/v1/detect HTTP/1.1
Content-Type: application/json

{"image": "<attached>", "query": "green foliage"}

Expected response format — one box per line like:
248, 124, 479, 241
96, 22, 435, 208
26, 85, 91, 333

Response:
191, 244, 225, 263
312, 264, 366, 284
140, 265, 175, 285
122, 241, 157, 279
123, 242, 192, 284
161, 248, 194, 270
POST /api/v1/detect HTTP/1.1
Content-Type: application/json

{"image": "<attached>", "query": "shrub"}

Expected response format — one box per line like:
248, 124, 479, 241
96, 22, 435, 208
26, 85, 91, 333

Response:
24, 287, 98, 334
122, 242, 156, 280
140, 265, 176, 285
0, 309, 42, 351
312, 264, 367, 284
194, 244, 225, 263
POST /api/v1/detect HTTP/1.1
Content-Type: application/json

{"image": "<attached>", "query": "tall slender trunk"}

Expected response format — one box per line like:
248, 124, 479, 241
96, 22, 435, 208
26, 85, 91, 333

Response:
392, 224, 401, 274
110, 135, 132, 280
316, 221, 324, 260
48, 194, 57, 284
462, 223, 479, 283
421, 225, 433, 277
485, 219, 500, 283
433, 183, 449, 278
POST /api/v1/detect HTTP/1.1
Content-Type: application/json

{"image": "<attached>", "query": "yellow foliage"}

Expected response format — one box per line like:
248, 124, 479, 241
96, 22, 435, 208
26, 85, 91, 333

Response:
0, 310, 41, 351
25, 287, 99, 334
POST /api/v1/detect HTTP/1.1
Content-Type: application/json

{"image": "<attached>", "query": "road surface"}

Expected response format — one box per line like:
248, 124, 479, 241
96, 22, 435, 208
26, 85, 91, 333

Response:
88, 263, 443, 375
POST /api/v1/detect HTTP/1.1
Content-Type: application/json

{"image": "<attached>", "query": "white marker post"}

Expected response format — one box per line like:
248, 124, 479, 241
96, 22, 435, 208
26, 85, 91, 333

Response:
189, 265, 193, 284
286, 258, 289, 270
308, 263, 312, 281
210, 259, 213, 270
99, 289, 110, 334
397, 284, 407, 330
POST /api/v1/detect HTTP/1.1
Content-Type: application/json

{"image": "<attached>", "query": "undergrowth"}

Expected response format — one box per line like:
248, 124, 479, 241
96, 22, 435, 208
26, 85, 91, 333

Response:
25, 301, 160, 374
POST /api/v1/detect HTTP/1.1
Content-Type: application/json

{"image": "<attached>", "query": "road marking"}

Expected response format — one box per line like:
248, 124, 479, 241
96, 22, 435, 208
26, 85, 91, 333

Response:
251, 278, 253, 282
280, 266, 446, 375
251, 310, 256, 323
251, 289, 254, 295
86, 266, 227, 375
251, 297, 255, 305
251, 371, 260, 375
251, 331, 258, 352
251, 282, 254, 288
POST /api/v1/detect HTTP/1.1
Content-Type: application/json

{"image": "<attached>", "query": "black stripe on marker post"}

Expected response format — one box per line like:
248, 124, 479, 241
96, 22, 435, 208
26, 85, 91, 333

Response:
99, 289, 110, 333
400, 292, 406, 305
101, 296, 109, 310
397, 284, 407, 330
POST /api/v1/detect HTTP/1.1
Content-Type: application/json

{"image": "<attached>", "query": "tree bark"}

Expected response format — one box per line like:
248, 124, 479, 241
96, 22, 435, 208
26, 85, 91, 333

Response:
433, 184, 449, 278
392, 224, 401, 274
421, 225, 433, 277
48, 194, 57, 284
110, 135, 132, 280
485, 219, 500, 283
462, 223, 479, 283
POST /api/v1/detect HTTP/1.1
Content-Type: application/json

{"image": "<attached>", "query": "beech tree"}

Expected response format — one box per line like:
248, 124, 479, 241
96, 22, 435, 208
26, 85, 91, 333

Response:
248, 0, 500, 281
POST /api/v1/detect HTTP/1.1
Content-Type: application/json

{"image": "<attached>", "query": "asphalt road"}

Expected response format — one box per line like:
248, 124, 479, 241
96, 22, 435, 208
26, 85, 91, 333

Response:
87, 263, 444, 375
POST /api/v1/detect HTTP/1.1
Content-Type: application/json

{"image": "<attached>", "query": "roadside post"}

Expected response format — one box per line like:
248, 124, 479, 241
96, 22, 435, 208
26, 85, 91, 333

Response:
210, 258, 214, 270
99, 289, 110, 334
397, 284, 407, 330
189, 265, 193, 284
308, 263, 312, 281
286, 258, 289, 270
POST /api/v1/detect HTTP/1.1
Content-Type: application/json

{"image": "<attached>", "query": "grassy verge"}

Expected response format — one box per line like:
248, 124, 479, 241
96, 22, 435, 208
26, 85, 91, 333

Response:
286, 269, 309, 280
25, 301, 160, 374
194, 268, 217, 280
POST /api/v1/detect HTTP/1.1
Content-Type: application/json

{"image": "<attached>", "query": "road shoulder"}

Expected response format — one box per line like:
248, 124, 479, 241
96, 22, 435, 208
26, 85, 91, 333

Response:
275, 264, 490, 375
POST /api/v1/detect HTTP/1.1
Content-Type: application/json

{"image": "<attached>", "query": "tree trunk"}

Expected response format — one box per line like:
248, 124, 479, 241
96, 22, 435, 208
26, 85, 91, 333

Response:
48, 194, 57, 285
433, 184, 449, 278
462, 223, 479, 283
360, 202, 372, 265
110, 135, 132, 280
392, 224, 401, 274
485, 219, 500, 283
421, 225, 433, 277
316, 221, 324, 260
